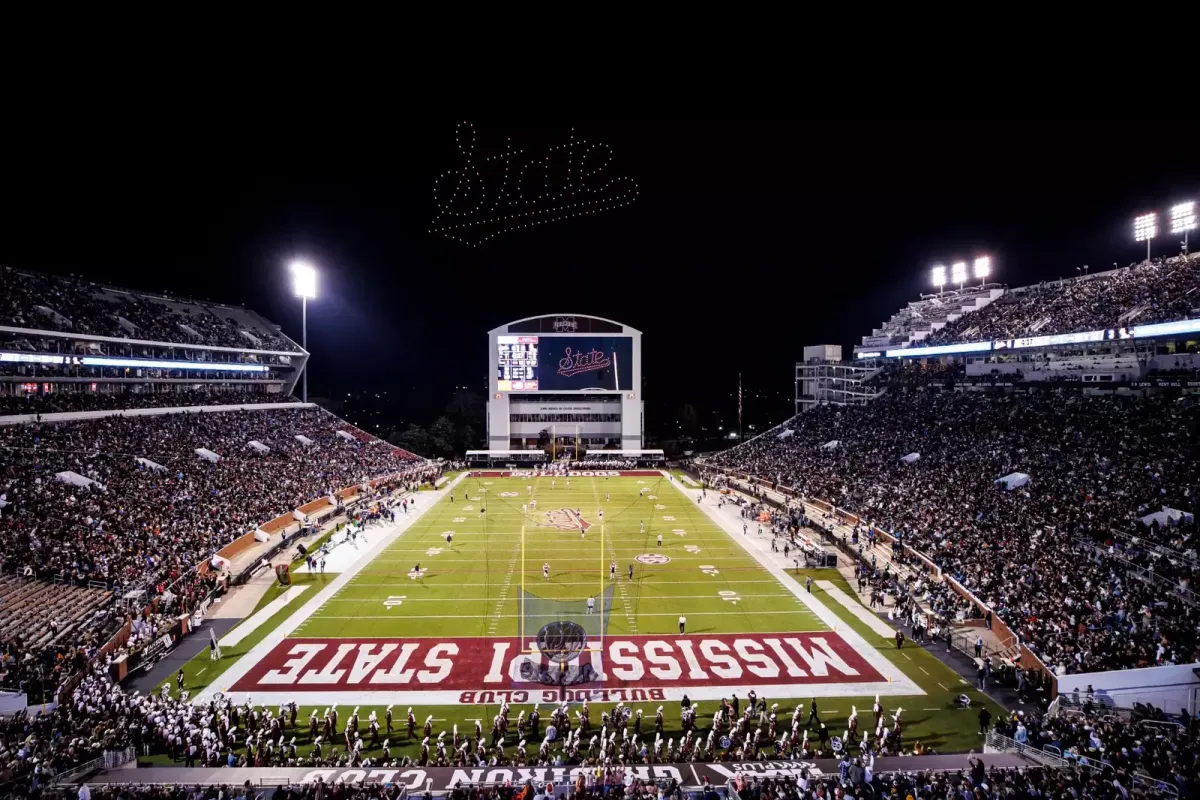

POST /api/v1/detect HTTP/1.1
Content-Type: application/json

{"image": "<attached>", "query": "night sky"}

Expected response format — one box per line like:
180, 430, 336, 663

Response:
2, 120, 1197, 439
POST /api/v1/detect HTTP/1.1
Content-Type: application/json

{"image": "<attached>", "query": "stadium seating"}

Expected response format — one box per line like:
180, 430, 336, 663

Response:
0, 266, 299, 351
925, 255, 1200, 345
0, 388, 297, 416
0, 406, 421, 589
0, 576, 112, 650
706, 388, 1200, 675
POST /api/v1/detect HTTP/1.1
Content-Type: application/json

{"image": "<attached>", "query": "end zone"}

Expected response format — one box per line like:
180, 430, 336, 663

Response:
221, 630, 905, 705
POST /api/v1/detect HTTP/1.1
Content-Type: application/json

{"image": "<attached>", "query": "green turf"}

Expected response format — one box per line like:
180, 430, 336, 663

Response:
161, 474, 1006, 765
297, 474, 819, 639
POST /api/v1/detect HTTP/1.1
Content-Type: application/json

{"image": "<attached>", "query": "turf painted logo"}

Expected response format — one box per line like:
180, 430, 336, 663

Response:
539, 508, 592, 532
229, 632, 888, 701
535, 620, 588, 665
636, 553, 671, 565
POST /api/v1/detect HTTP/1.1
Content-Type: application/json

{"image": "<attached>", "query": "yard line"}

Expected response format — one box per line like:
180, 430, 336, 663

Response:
918, 666, 929, 675
322, 593, 813, 602
310, 610, 824, 620
937, 682, 949, 691
901, 652, 911, 660
368, 553, 746, 561
922, 708, 941, 711
345, 580, 787, 587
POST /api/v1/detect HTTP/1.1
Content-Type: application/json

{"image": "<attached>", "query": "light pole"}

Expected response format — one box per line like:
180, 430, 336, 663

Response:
1170, 201, 1196, 255
931, 264, 946, 294
973, 256, 991, 286
290, 260, 317, 402
1133, 212, 1158, 263
951, 261, 967, 291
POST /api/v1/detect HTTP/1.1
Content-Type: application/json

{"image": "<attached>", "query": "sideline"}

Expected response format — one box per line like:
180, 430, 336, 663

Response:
659, 472, 923, 696
815, 580, 895, 638
219, 585, 310, 648
192, 472, 468, 703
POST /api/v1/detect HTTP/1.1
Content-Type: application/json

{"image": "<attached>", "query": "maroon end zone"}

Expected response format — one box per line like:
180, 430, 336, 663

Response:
229, 632, 883, 694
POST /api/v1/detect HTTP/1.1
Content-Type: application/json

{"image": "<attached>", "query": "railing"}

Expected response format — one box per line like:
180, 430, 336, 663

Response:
985, 730, 1068, 767
1077, 535, 1198, 606
53, 746, 136, 785
1140, 719, 1187, 734
987, 730, 1181, 797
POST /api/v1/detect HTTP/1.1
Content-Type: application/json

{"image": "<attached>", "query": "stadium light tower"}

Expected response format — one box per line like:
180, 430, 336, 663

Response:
931, 264, 946, 294
1170, 201, 1196, 255
951, 261, 967, 290
1133, 212, 1158, 263
973, 256, 991, 285
290, 260, 318, 403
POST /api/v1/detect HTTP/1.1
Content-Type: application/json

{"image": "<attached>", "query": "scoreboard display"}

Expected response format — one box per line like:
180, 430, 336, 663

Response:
497, 336, 539, 391
497, 335, 632, 393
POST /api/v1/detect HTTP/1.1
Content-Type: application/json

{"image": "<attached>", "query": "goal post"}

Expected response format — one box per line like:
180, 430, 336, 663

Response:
518, 521, 612, 656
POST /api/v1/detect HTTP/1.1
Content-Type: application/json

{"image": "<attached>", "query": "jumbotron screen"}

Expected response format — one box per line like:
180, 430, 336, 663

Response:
497, 335, 632, 392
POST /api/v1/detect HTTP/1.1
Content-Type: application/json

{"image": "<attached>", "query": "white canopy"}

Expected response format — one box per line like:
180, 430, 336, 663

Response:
901, 452, 920, 464
777, 429, 795, 440
995, 472, 1030, 490
822, 440, 839, 450
1139, 506, 1194, 527
56, 470, 101, 489
195, 448, 222, 463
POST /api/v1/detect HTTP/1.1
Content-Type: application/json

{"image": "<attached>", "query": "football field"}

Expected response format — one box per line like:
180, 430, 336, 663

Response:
182, 470, 1003, 759
298, 472, 825, 639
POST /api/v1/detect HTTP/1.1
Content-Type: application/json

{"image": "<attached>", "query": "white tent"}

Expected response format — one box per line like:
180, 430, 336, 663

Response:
335, 430, 355, 441
901, 452, 920, 464
247, 440, 270, 453
777, 429, 795, 440
195, 448, 222, 463
822, 440, 839, 450
55, 471, 101, 489
995, 472, 1030, 490
135, 457, 167, 472
1138, 506, 1195, 527
295, 435, 315, 446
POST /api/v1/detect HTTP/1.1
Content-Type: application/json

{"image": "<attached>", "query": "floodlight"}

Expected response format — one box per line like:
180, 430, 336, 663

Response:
1170, 201, 1196, 234
973, 256, 991, 280
1133, 213, 1158, 242
290, 260, 318, 299
931, 265, 946, 287
951, 261, 967, 284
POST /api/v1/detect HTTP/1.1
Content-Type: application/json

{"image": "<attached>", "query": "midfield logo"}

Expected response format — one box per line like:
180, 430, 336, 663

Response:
539, 508, 592, 532
557, 347, 612, 378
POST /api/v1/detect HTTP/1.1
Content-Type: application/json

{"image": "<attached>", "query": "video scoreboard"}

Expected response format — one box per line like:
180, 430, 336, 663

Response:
497, 336, 540, 391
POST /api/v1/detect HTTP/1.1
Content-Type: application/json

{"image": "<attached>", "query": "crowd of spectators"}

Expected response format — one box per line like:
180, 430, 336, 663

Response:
0, 268, 298, 352
926, 254, 1200, 345
0, 407, 423, 591
0, 390, 297, 417
0, 407, 433, 704
730, 759, 1186, 800
706, 387, 1200, 674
